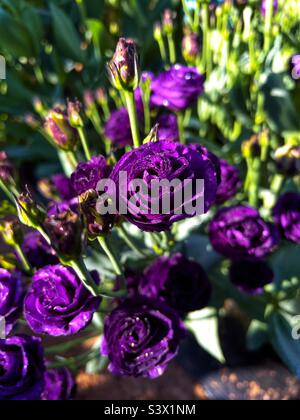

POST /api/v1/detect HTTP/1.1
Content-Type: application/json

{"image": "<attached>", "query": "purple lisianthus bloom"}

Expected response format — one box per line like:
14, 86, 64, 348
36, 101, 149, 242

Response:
52, 174, 76, 200
47, 197, 79, 217
157, 114, 179, 142
104, 106, 144, 148
273, 192, 300, 244
0, 335, 45, 400
290, 55, 300, 82
229, 258, 274, 295
216, 159, 241, 204
71, 156, 111, 196
109, 140, 219, 232
140, 253, 211, 314
151, 65, 204, 112
101, 298, 185, 378
22, 231, 58, 269
209, 206, 280, 259
24, 265, 101, 337
41, 368, 76, 401
260, 0, 278, 16
0, 269, 23, 335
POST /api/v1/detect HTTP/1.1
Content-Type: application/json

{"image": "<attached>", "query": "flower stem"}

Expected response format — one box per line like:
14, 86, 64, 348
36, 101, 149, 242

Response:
77, 127, 92, 160
0, 179, 15, 203
157, 38, 168, 67
97, 236, 123, 277
118, 225, 150, 258
177, 111, 186, 144
124, 91, 141, 149
264, 0, 274, 53
71, 259, 100, 297
15, 244, 31, 274
202, 3, 211, 76
167, 34, 176, 65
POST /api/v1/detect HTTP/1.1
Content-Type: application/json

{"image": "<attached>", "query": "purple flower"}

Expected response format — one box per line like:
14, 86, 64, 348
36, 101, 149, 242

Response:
52, 174, 76, 200
140, 253, 211, 314
157, 114, 179, 142
41, 368, 76, 401
273, 193, 300, 244
291, 55, 300, 81
151, 65, 204, 111
0, 269, 23, 335
109, 141, 219, 232
274, 145, 300, 177
47, 198, 79, 217
22, 231, 58, 269
24, 265, 101, 337
229, 258, 274, 295
260, 0, 278, 17
104, 106, 143, 148
216, 159, 241, 204
209, 206, 280, 259
101, 298, 185, 378
71, 156, 111, 196
0, 335, 45, 400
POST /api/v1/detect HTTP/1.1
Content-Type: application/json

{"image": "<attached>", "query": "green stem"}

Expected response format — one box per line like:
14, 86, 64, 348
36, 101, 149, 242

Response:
118, 225, 150, 258
249, 158, 261, 207
78, 127, 92, 160
124, 90, 141, 149
0, 179, 15, 203
71, 259, 100, 297
66, 151, 78, 170
15, 244, 31, 273
33, 65, 44, 84
157, 38, 168, 66
97, 236, 123, 277
177, 111, 186, 144
264, 0, 274, 53
167, 34, 176, 65
202, 3, 211, 75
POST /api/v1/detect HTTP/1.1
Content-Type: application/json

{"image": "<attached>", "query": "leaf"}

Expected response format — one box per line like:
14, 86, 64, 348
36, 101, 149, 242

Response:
50, 3, 85, 63
0, 9, 35, 57
86, 19, 105, 55
261, 72, 300, 134
270, 244, 300, 288
268, 312, 300, 379
180, 233, 221, 271
186, 308, 225, 364
22, 6, 44, 56
246, 320, 269, 352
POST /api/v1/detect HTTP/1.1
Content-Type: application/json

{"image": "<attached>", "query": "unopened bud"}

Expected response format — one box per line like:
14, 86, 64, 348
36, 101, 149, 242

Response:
182, 32, 200, 64
79, 189, 114, 240
242, 135, 261, 159
107, 38, 140, 92
275, 144, 300, 177
67, 100, 84, 128
44, 209, 86, 263
15, 188, 45, 229
162, 9, 175, 35
44, 109, 79, 151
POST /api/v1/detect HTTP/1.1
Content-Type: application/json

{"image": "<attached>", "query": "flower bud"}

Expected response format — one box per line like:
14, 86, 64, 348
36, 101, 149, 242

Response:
162, 9, 175, 35
0, 152, 14, 184
79, 189, 114, 240
0, 218, 23, 247
44, 109, 78, 151
242, 135, 261, 159
154, 22, 163, 41
44, 209, 85, 263
182, 32, 200, 64
83, 90, 95, 109
107, 38, 140, 92
15, 188, 45, 229
95, 88, 107, 106
67, 100, 84, 128
274, 145, 300, 177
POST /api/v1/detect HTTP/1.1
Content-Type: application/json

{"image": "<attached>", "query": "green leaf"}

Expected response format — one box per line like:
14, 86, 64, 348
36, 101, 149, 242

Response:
50, 3, 85, 63
186, 308, 225, 364
0, 9, 35, 57
246, 320, 269, 352
22, 7, 44, 56
268, 312, 300, 379
261, 72, 300, 134
86, 19, 105, 57
270, 244, 300, 288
